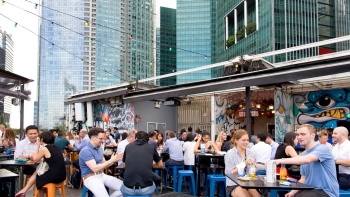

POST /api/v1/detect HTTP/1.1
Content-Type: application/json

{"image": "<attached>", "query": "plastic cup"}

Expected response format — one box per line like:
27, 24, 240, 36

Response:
237, 166, 245, 177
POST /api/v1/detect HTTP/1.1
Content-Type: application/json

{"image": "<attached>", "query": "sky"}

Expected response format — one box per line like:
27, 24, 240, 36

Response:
0, 0, 176, 128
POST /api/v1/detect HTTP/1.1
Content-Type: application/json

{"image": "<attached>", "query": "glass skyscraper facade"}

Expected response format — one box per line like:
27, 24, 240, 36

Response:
176, 0, 213, 84
213, 0, 350, 76
39, 0, 86, 129
160, 7, 176, 86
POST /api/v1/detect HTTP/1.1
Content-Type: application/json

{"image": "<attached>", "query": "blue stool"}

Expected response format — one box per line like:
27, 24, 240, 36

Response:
81, 185, 93, 197
165, 165, 184, 192
125, 195, 151, 197
340, 189, 350, 197
256, 170, 266, 175
177, 170, 196, 195
205, 174, 226, 197
270, 189, 290, 197
154, 169, 160, 195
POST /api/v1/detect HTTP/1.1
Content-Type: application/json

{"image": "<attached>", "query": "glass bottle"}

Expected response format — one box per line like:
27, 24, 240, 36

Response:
280, 163, 287, 182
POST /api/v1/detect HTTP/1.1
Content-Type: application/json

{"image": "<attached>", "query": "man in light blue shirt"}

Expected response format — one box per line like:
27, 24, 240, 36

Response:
266, 134, 279, 160
163, 130, 184, 166
273, 124, 338, 197
74, 129, 90, 151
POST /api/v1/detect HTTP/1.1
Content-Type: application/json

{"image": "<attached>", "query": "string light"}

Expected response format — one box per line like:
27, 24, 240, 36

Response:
1, 1, 4, 6
84, 21, 89, 26
34, 4, 38, 9
129, 35, 132, 41
169, 48, 172, 51
14, 22, 17, 27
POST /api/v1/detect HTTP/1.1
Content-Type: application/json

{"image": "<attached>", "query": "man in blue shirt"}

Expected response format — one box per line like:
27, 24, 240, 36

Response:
54, 131, 73, 152
163, 130, 184, 166
79, 127, 123, 197
273, 124, 338, 197
74, 129, 90, 151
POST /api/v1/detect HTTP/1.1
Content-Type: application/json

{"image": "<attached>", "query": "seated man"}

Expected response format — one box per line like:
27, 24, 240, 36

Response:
121, 131, 162, 196
79, 127, 123, 197
332, 126, 350, 190
163, 130, 184, 166
54, 131, 73, 152
251, 133, 271, 170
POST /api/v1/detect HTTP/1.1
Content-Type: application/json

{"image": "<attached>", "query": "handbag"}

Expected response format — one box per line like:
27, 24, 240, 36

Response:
36, 158, 49, 176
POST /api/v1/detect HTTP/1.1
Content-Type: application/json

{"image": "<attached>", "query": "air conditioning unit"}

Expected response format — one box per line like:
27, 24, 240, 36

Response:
11, 98, 19, 106
164, 99, 181, 107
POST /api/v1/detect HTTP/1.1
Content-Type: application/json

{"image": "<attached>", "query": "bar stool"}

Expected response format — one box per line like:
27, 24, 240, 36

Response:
177, 170, 196, 195
81, 185, 93, 197
340, 189, 350, 197
205, 174, 226, 197
34, 182, 66, 197
165, 165, 184, 192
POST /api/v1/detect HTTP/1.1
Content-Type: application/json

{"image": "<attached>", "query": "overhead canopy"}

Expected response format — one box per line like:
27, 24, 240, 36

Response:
123, 51, 350, 103
0, 70, 33, 100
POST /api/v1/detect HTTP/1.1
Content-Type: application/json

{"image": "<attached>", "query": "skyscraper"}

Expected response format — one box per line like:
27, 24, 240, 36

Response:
38, 0, 156, 129
160, 7, 176, 86
176, 0, 213, 84
0, 28, 14, 124
214, 0, 350, 68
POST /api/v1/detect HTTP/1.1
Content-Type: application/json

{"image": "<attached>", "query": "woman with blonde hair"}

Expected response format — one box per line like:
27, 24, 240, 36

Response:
225, 129, 260, 197
65, 131, 75, 146
3, 128, 16, 147
215, 131, 227, 151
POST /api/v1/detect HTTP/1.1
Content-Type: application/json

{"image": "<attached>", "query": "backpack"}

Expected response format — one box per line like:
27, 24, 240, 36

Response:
70, 170, 81, 189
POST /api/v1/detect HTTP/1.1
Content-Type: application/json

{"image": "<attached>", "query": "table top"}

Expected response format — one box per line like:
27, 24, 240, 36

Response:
0, 169, 19, 178
0, 159, 37, 166
226, 174, 314, 190
116, 163, 165, 170
196, 153, 225, 158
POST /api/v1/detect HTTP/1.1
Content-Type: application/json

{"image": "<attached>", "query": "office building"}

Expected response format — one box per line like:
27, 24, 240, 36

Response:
214, 0, 350, 71
160, 7, 176, 86
176, 0, 213, 84
0, 29, 14, 124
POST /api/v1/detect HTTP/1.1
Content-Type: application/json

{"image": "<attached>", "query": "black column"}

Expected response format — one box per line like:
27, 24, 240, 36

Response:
20, 85, 24, 140
245, 86, 251, 136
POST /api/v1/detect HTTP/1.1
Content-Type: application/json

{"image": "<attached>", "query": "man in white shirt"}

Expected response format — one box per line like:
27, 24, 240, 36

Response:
74, 129, 90, 151
0, 124, 5, 139
265, 134, 279, 160
251, 133, 271, 170
332, 126, 350, 190
316, 130, 333, 151
117, 130, 137, 165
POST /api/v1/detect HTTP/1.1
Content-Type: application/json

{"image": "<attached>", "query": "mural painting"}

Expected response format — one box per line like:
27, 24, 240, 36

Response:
296, 88, 350, 129
274, 90, 295, 143
93, 101, 135, 130
215, 95, 245, 133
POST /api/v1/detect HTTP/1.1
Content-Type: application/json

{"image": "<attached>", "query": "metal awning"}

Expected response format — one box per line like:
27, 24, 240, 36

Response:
64, 88, 128, 104
0, 70, 33, 100
123, 52, 350, 103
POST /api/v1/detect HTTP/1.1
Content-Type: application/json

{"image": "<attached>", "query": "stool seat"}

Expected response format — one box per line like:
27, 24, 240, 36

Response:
165, 165, 184, 192
340, 189, 350, 197
34, 182, 66, 197
81, 185, 94, 197
178, 170, 196, 195
206, 174, 226, 197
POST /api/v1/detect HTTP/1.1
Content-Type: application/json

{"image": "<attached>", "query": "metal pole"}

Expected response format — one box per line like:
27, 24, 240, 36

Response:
245, 86, 251, 136
20, 85, 24, 140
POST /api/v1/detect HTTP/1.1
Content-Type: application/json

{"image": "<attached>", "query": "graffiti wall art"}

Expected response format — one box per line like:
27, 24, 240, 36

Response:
274, 90, 295, 143
295, 88, 350, 129
93, 101, 135, 130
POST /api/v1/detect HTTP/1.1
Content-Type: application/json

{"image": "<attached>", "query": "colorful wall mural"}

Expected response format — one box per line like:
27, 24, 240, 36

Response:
215, 95, 245, 133
274, 90, 295, 143
295, 88, 350, 129
93, 102, 134, 130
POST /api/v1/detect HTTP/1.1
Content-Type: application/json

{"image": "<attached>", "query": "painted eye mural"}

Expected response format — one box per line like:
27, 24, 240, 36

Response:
297, 89, 350, 128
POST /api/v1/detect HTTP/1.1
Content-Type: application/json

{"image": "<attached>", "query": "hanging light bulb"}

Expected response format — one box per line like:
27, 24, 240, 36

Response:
89, 39, 93, 43
129, 35, 132, 40
256, 103, 261, 109
1, 1, 5, 6
34, 4, 38, 9
80, 59, 83, 63
14, 23, 17, 27
169, 47, 172, 51
84, 21, 89, 26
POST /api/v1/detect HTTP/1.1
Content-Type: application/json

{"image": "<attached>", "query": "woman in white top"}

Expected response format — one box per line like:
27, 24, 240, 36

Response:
215, 131, 227, 151
194, 131, 219, 154
182, 133, 196, 167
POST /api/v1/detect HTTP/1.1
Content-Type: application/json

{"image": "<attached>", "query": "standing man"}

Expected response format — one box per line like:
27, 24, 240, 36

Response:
79, 127, 123, 197
265, 134, 279, 160
251, 133, 271, 170
163, 131, 184, 166
0, 124, 5, 138
113, 127, 120, 143
273, 124, 338, 197
148, 131, 158, 150
54, 131, 73, 152
121, 131, 162, 196
332, 126, 350, 190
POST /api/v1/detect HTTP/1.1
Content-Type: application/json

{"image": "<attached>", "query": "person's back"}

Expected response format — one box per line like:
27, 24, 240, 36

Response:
54, 136, 70, 152
163, 131, 184, 166
251, 141, 271, 163
301, 144, 338, 197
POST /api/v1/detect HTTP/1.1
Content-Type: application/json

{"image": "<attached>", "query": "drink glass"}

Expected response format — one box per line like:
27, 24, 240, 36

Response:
249, 165, 257, 178
237, 166, 245, 177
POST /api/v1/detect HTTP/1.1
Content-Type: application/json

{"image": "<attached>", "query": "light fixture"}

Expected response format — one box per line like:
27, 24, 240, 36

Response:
269, 105, 274, 110
256, 103, 261, 109
154, 101, 161, 109
250, 108, 259, 117
203, 112, 208, 117
272, 110, 275, 114
135, 115, 141, 123
238, 109, 246, 117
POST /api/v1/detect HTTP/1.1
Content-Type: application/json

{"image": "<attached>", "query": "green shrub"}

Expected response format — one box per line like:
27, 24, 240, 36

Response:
236, 28, 245, 41
226, 35, 235, 48
246, 22, 256, 35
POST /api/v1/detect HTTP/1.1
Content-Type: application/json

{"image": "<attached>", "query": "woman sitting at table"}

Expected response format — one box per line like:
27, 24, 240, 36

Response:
274, 131, 299, 168
2, 128, 16, 147
15, 132, 66, 197
225, 129, 260, 197
215, 131, 227, 151
156, 132, 165, 150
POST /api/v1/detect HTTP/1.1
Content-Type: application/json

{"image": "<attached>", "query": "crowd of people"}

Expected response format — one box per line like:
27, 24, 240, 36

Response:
0, 123, 347, 197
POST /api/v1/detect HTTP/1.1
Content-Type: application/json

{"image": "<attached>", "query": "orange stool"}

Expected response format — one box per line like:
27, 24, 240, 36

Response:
34, 182, 66, 197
